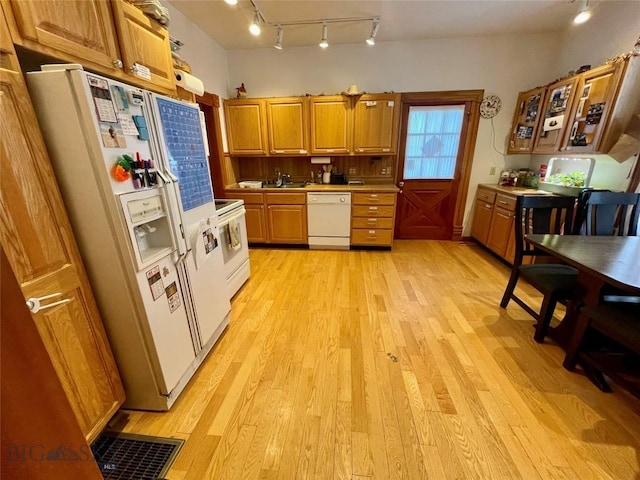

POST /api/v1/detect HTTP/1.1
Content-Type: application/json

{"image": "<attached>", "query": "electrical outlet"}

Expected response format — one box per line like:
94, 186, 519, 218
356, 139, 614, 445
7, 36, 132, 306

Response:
348, 167, 357, 175
489, 166, 496, 175
381, 167, 387, 175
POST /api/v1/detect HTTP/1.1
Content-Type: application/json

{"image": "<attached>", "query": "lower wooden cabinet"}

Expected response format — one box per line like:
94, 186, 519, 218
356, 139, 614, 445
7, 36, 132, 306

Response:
471, 186, 520, 264
228, 191, 307, 244
266, 192, 307, 243
351, 192, 397, 247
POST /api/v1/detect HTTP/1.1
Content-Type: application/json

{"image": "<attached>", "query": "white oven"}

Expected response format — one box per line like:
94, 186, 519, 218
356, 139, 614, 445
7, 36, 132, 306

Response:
215, 199, 250, 298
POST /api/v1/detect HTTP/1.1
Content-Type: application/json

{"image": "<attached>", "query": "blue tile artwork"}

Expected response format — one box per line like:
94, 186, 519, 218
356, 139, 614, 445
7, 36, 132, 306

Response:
156, 97, 213, 211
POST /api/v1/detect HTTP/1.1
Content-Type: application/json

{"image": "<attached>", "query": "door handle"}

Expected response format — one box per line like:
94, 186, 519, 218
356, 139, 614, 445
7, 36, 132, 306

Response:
398, 181, 404, 187
26, 293, 70, 313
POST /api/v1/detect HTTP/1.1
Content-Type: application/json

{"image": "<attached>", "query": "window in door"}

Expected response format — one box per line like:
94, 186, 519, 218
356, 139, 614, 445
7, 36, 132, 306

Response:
403, 105, 465, 179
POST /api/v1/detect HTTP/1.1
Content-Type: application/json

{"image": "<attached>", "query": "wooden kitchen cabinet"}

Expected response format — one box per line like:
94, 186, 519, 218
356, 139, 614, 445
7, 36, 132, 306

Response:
507, 86, 546, 154
470, 187, 495, 244
351, 192, 397, 247
471, 186, 522, 264
231, 191, 268, 243
486, 194, 516, 261
110, 0, 175, 91
0, 26, 124, 442
533, 75, 580, 154
265, 96, 309, 155
310, 95, 352, 154
4, 0, 176, 94
562, 61, 626, 154
266, 192, 307, 244
352, 93, 401, 154
224, 98, 269, 155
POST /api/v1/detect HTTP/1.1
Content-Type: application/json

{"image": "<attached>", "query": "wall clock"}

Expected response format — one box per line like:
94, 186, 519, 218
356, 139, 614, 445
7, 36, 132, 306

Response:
480, 94, 502, 119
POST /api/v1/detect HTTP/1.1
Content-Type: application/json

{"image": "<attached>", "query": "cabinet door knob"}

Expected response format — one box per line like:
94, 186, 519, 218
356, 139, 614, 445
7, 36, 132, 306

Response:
113, 59, 123, 68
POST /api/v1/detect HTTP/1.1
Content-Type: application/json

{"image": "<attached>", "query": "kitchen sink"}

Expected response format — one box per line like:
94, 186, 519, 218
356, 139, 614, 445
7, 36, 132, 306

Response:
278, 182, 307, 188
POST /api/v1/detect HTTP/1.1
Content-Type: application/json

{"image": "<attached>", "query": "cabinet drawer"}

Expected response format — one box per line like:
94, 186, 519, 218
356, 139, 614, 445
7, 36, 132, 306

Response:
352, 205, 395, 217
265, 192, 306, 205
352, 192, 396, 205
351, 228, 393, 246
351, 217, 394, 229
494, 194, 517, 211
231, 192, 264, 204
476, 188, 496, 204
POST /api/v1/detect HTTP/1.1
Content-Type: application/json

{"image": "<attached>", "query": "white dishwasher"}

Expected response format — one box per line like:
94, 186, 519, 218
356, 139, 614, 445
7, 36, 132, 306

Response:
307, 192, 351, 249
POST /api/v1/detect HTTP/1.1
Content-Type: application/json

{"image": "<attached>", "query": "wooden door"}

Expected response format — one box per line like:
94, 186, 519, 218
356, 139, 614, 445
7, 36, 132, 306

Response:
266, 97, 309, 155
353, 93, 400, 154
1, 249, 104, 480
224, 98, 268, 155
310, 95, 351, 154
6, 0, 121, 72
507, 87, 546, 154
563, 62, 626, 154
111, 0, 175, 91
395, 91, 482, 240
533, 76, 580, 154
0, 65, 124, 442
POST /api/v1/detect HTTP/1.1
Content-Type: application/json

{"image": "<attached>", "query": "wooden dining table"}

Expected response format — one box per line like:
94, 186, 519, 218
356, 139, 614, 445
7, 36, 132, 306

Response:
524, 234, 640, 359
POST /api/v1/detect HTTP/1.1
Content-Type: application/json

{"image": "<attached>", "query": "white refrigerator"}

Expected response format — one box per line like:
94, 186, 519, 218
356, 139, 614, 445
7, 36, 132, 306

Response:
27, 66, 230, 410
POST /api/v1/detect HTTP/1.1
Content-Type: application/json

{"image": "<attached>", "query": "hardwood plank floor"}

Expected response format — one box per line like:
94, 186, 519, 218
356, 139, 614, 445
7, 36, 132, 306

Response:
120, 240, 640, 480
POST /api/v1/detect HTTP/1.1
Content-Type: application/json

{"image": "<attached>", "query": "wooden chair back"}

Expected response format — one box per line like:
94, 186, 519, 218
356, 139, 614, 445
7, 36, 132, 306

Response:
584, 191, 640, 236
513, 195, 577, 265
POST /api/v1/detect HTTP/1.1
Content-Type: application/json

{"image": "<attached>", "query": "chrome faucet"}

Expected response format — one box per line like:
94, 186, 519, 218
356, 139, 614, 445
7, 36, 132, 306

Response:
281, 173, 291, 185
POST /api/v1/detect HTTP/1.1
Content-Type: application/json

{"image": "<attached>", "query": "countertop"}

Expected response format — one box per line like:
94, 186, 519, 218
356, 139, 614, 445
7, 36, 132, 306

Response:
225, 183, 400, 193
478, 183, 554, 196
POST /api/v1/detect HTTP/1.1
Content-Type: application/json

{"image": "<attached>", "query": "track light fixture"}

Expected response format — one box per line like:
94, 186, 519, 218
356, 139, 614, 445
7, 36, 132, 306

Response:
319, 23, 329, 49
573, 0, 591, 24
226, 1, 381, 50
366, 17, 380, 45
249, 10, 261, 35
274, 25, 283, 50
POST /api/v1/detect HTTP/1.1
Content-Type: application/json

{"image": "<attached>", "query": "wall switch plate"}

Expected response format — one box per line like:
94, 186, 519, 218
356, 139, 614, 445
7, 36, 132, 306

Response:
489, 166, 496, 175
348, 167, 357, 175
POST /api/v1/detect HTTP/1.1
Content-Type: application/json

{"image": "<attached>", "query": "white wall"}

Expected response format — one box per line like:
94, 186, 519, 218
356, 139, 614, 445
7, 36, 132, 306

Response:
166, 3, 229, 98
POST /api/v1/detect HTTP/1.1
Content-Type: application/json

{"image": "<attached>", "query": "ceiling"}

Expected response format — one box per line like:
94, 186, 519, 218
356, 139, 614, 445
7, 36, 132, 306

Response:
167, 0, 593, 50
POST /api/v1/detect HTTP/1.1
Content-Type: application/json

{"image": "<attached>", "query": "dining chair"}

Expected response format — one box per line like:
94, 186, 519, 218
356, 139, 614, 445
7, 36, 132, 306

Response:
500, 195, 579, 343
583, 191, 640, 236
581, 191, 640, 303
563, 302, 640, 396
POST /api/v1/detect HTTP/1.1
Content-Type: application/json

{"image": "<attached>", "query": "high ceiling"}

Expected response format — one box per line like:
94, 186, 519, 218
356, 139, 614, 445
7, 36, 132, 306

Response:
168, 0, 595, 50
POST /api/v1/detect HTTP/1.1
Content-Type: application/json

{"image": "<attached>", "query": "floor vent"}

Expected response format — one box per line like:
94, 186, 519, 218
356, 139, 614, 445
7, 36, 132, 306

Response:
91, 432, 183, 480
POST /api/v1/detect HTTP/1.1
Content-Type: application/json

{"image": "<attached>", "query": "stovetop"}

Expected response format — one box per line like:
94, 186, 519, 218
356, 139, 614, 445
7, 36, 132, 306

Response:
215, 199, 244, 217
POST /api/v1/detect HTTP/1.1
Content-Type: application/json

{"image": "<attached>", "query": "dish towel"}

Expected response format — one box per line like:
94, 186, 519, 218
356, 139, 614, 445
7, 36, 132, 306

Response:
227, 218, 241, 250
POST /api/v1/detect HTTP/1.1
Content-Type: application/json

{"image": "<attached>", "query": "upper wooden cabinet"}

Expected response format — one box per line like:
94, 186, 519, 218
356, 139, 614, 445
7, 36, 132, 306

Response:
532, 75, 580, 154
353, 93, 401, 154
224, 98, 268, 155
507, 87, 546, 154
265, 96, 309, 155
562, 62, 626, 154
6, 0, 121, 72
4, 0, 176, 94
110, 0, 175, 91
509, 58, 638, 156
310, 95, 352, 154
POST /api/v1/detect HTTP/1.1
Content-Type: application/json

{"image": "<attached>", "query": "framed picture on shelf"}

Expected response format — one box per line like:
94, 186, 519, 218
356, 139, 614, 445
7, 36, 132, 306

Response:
581, 84, 592, 99
576, 98, 586, 118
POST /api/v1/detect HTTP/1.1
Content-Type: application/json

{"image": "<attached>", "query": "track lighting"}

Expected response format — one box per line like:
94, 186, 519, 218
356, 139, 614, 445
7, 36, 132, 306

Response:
274, 25, 283, 50
319, 23, 329, 48
249, 10, 262, 35
573, 0, 591, 24
223, 0, 237, 5
366, 17, 380, 45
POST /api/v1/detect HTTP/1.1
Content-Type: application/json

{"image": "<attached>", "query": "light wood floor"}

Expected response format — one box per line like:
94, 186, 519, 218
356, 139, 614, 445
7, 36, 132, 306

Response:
120, 240, 640, 480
